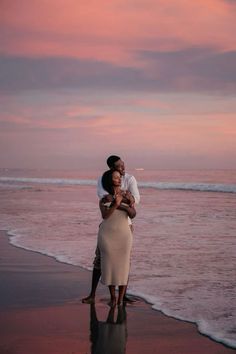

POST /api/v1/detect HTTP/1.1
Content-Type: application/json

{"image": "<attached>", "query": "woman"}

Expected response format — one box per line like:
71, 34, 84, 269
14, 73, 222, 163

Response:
90, 303, 127, 354
98, 169, 136, 306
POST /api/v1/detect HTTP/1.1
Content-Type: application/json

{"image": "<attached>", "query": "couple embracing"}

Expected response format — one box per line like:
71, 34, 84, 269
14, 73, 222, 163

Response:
83, 155, 140, 307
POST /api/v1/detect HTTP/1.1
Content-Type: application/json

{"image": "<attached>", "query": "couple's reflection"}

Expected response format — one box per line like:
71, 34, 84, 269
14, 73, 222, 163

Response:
90, 304, 127, 354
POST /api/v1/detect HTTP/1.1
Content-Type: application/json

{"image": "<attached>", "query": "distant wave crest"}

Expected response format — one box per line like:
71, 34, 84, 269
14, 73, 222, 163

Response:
1, 176, 236, 193
139, 181, 236, 193
0, 176, 97, 186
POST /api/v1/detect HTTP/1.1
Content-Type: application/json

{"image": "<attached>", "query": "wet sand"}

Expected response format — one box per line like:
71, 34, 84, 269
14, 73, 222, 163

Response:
0, 230, 235, 354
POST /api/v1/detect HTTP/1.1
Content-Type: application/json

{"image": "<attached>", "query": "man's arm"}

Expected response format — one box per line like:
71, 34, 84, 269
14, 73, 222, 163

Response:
97, 176, 108, 199
128, 176, 140, 204
118, 203, 136, 219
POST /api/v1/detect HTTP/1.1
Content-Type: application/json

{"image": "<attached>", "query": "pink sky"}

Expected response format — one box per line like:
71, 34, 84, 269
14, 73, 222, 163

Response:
1, 0, 236, 170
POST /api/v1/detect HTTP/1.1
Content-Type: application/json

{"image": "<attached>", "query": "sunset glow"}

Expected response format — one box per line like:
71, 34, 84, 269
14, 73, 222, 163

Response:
1, 0, 236, 169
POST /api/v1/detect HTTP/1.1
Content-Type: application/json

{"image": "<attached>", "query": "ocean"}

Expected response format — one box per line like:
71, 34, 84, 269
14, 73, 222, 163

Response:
0, 168, 235, 348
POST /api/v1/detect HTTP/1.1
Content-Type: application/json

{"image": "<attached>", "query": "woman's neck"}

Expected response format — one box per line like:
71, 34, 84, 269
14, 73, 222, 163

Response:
113, 186, 121, 194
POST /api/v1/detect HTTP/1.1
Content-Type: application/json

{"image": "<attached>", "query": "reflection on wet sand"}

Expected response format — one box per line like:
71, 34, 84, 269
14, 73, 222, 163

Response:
90, 304, 127, 354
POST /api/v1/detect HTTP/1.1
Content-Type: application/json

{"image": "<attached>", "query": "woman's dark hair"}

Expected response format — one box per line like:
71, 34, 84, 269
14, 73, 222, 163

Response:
102, 169, 114, 195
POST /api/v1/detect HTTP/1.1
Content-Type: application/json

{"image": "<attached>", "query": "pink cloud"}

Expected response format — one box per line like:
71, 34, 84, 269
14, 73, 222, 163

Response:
1, 105, 236, 169
0, 114, 30, 125
1, 0, 236, 66
85, 110, 236, 158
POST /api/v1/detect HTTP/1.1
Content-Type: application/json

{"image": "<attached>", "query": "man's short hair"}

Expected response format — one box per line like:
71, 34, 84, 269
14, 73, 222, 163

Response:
106, 155, 121, 168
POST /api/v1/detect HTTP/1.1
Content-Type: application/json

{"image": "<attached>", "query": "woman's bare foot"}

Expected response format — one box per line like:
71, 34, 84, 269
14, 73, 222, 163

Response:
108, 297, 116, 307
82, 295, 95, 304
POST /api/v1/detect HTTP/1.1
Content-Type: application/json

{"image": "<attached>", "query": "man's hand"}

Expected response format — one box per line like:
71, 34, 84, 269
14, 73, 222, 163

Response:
122, 191, 135, 206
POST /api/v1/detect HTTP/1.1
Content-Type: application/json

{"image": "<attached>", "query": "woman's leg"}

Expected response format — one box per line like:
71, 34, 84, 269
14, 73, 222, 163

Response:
108, 285, 116, 307
117, 285, 126, 305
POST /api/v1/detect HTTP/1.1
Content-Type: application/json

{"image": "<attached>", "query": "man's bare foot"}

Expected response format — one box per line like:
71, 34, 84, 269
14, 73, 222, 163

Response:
123, 295, 136, 303
82, 295, 95, 304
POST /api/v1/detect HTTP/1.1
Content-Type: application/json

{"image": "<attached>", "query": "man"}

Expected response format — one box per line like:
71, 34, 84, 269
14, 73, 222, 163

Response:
82, 155, 140, 304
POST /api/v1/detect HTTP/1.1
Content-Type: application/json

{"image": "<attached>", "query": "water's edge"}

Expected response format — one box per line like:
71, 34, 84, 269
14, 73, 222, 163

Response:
2, 229, 235, 350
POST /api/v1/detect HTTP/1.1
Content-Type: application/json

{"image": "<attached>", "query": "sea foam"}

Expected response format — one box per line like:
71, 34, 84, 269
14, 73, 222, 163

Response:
1, 176, 236, 193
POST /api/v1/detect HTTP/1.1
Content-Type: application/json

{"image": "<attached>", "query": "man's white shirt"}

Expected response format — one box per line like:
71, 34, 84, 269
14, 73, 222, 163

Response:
97, 172, 140, 204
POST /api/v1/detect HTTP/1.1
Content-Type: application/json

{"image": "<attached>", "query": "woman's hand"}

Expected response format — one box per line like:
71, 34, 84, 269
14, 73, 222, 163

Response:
114, 192, 123, 207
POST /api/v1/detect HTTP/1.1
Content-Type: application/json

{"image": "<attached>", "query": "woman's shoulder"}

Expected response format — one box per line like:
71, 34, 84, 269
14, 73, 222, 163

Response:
100, 196, 113, 208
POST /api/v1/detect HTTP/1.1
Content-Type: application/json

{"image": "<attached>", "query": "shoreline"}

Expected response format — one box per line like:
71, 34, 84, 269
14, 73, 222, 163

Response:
6, 229, 236, 350
1, 229, 235, 353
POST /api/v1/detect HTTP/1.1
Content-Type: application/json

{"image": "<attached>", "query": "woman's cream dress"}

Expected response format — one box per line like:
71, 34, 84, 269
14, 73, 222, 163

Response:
98, 204, 133, 286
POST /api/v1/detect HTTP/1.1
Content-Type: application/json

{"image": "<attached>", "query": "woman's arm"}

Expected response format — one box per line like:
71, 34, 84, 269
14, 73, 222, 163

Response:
99, 194, 122, 219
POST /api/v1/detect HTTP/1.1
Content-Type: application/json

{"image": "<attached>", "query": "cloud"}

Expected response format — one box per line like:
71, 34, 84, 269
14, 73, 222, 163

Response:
1, 0, 236, 66
138, 48, 236, 93
1, 0, 236, 95
0, 55, 141, 93
1, 47, 236, 95
0, 95, 107, 132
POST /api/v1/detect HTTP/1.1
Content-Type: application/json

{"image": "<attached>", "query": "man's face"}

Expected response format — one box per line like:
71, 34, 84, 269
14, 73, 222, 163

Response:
113, 159, 125, 176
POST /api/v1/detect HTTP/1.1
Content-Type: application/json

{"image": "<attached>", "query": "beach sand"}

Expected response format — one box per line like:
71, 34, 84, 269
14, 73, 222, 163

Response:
0, 230, 235, 354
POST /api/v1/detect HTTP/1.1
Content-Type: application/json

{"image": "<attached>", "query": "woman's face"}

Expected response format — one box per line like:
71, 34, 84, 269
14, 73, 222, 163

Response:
112, 171, 121, 187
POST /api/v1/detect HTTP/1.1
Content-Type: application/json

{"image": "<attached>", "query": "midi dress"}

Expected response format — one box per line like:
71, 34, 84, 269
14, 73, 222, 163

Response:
98, 203, 133, 286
